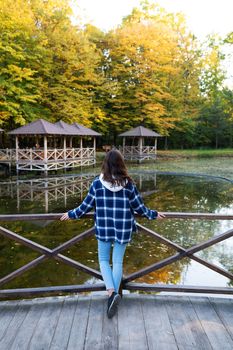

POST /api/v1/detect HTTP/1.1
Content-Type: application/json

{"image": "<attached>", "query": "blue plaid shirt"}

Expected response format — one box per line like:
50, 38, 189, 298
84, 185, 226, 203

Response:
68, 176, 158, 244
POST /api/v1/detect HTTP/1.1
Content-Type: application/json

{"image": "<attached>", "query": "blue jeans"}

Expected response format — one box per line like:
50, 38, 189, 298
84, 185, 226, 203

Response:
98, 240, 127, 293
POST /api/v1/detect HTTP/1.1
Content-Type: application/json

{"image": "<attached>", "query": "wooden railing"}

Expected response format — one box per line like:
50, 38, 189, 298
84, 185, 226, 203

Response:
119, 146, 156, 154
0, 212, 232, 298
13, 148, 96, 171
0, 149, 16, 161
118, 146, 157, 160
0, 148, 95, 170
17, 148, 95, 162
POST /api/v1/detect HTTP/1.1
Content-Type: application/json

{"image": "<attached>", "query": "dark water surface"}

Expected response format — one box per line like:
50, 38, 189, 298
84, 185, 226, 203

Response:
0, 169, 232, 294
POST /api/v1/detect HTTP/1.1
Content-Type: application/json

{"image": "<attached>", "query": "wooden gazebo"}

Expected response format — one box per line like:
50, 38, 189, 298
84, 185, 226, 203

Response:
7, 119, 101, 174
118, 126, 162, 162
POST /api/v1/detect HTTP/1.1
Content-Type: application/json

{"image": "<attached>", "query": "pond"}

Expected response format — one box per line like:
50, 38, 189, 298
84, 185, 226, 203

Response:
0, 169, 232, 296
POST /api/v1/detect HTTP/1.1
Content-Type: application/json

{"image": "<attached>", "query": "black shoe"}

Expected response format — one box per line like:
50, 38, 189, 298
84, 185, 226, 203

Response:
107, 292, 121, 318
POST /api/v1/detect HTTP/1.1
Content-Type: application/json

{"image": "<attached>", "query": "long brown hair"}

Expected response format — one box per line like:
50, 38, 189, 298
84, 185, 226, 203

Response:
101, 149, 132, 186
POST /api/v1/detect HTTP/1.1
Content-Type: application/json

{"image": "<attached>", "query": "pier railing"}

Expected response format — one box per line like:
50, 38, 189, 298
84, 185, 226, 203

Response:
0, 148, 16, 162
0, 212, 232, 298
0, 148, 95, 171
17, 148, 95, 162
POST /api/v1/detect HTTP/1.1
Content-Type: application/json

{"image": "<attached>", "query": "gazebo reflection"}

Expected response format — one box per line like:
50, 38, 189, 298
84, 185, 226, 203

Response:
0, 172, 157, 213
0, 174, 96, 212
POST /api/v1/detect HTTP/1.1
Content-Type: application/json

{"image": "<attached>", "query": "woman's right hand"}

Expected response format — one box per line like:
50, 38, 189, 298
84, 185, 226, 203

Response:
157, 212, 166, 219
60, 212, 70, 221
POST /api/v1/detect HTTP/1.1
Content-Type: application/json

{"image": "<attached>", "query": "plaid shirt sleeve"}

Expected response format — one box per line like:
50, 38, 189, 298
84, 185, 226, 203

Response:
68, 182, 95, 219
129, 184, 158, 220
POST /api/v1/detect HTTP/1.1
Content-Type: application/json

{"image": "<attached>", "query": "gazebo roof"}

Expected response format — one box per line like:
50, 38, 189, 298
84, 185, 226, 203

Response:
8, 119, 71, 136
55, 121, 81, 135
8, 119, 101, 136
119, 126, 162, 137
72, 122, 101, 136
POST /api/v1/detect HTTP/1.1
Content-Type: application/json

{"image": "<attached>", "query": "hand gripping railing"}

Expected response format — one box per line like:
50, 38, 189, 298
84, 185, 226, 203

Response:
0, 212, 232, 298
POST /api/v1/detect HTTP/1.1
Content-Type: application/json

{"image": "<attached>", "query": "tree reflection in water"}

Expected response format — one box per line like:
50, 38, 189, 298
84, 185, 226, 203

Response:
0, 172, 232, 291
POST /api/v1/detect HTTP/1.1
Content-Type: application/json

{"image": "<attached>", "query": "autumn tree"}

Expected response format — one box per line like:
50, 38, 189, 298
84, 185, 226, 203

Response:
96, 2, 206, 144
0, 0, 47, 128
194, 35, 232, 148
0, 0, 104, 128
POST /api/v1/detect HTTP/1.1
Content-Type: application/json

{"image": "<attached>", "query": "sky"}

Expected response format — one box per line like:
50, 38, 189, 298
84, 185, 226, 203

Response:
74, 0, 233, 39
73, 0, 233, 86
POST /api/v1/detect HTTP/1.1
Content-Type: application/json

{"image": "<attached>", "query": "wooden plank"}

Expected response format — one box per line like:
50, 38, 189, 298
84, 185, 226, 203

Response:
165, 296, 212, 350
84, 296, 105, 350
116, 295, 130, 349
141, 295, 178, 350
190, 297, 233, 350
0, 294, 232, 350
9, 299, 44, 350
210, 297, 233, 340
27, 296, 64, 350
118, 294, 148, 350
101, 295, 118, 350
0, 300, 20, 340
0, 299, 31, 349
49, 296, 78, 350
67, 296, 91, 350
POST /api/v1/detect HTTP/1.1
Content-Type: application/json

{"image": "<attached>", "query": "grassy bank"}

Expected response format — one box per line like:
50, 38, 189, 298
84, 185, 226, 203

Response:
97, 150, 233, 181
129, 157, 233, 182
157, 148, 233, 159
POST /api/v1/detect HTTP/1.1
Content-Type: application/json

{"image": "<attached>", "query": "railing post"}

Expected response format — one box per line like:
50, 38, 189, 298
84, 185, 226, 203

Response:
119, 279, 123, 298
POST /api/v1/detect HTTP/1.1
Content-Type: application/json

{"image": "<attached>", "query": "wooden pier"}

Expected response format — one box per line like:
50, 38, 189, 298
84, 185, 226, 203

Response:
0, 212, 232, 349
0, 293, 233, 349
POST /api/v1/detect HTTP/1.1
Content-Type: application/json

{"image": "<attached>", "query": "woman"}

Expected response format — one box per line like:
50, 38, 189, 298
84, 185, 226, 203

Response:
60, 149, 165, 318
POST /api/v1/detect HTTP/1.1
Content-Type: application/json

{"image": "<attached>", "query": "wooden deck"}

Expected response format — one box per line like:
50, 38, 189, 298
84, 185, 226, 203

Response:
0, 294, 233, 350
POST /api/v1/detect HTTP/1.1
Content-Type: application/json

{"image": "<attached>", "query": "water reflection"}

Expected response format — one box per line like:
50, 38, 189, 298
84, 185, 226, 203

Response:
0, 171, 232, 292
0, 172, 157, 213
0, 174, 96, 213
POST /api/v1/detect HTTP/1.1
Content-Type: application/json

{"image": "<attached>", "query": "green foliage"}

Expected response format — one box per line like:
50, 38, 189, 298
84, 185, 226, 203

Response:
0, 0, 232, 148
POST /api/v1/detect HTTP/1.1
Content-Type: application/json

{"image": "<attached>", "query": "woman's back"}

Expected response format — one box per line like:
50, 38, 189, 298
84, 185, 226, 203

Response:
68, 173, 157, 244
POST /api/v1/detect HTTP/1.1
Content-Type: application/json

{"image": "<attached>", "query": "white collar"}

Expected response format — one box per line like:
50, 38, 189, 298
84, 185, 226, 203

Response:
99, 173, 127, 192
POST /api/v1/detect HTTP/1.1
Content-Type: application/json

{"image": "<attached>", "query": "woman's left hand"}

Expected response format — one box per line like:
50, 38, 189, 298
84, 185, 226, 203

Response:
60, 212, 70, 221
157, 212, 166, 219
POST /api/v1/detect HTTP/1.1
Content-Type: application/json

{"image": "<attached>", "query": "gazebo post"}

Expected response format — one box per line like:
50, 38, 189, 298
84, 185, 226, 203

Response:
80, 137, 83, 165
69, 136, 73, 148
154, 138, 157, 159
139, 137, 143, 163
93, 137, 96, 165
15, 135, 19, 175
63, 136, 67, 169
122, 137, 125, 157
44, 135, 48, 176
